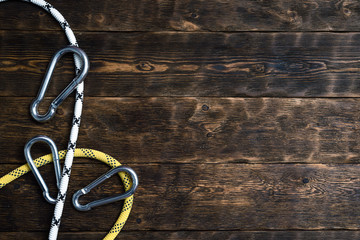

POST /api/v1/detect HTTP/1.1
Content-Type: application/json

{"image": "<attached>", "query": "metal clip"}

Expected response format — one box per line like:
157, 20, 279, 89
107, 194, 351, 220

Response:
24, 135, 61, 204
30, 46, 89, 122
72, 166, 138, 211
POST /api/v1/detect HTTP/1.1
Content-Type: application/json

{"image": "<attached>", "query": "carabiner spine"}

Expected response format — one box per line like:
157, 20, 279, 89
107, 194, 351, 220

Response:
52, 74, 83, 107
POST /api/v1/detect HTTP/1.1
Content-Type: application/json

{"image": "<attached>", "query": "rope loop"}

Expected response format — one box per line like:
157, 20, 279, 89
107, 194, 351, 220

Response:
0, 149, 134, 240
0, 1, 85, 239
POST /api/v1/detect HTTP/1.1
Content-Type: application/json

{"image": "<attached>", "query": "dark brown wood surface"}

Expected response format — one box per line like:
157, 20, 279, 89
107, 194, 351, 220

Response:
1, 1, 360, 239
2, 31, 360, 97
1, 0, 360, 31
2, 163, 360, 233
2, 97, 360, 164
3, 231, 360, 240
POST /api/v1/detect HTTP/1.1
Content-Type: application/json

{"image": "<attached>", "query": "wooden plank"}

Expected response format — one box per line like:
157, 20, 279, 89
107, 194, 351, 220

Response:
1, 0, 360, 31
2, 31, 360, 97
1, 97, 360, 164
1, 163, 360, 231
2, 231, 360, 240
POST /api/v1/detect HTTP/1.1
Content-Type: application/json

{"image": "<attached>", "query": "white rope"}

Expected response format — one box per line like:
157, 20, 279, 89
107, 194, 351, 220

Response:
0, 1, 84, 239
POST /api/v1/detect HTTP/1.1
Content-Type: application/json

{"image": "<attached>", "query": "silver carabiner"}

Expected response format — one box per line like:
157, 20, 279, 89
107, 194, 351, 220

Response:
30, 46, 89, 122
72, 166, 138, 211
24, 135, 61, 204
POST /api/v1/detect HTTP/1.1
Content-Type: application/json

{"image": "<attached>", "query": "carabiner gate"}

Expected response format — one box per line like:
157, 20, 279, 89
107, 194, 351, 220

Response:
30, 46, 89, 122
72, 166, 138, 211
24, 135, 61, 204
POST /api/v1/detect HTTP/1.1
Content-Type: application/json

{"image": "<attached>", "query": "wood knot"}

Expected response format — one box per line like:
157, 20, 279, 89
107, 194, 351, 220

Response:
95, 14, 105, 23
253, 64, 265, 73
302, 178, 309, 184
57, 107, 64, 116
191, 13, 198, 19
136, 61, 155, 71
206, 132, 214, 138
202, 104, 209, 111
343, 8, 352, 17
190, 10, 199, 19
303, 2, 319, 10
287, 10, 302, 26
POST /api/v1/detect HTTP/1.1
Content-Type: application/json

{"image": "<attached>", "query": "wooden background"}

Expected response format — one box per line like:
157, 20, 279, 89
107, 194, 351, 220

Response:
1, 0, 360, 239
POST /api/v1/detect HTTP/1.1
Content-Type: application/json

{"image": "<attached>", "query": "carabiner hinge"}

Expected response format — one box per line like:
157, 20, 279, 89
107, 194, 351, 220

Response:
72, 166, 139, 211
24, 135, 62, 204
30, 46, 89, 122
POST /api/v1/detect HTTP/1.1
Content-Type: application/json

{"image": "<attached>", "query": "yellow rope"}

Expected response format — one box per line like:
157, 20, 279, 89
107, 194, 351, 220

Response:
0, 148, 134, 240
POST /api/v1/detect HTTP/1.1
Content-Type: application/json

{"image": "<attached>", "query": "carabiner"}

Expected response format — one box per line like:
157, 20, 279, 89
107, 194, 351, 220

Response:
30, 46, 90, 122
72, 166, 138, 211
24, 135, 61, 204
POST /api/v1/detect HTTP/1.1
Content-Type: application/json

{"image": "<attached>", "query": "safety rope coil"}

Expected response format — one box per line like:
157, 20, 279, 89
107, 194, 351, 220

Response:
0, 0, 84, 239
0, 149, 134, 240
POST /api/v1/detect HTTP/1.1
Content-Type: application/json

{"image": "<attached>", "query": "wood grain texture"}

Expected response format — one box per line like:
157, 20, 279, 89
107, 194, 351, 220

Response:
1, 0, 360, 31
2, 31, 360, 97
2, 231, 360, 240
1, 163, 360, 232
1, 97, 360, 164
2, 0, 360, 239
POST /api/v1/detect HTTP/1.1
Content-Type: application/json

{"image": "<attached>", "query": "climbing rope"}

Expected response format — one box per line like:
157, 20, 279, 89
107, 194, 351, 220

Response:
0, 149, 134, 240
0, 0, 84, 238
